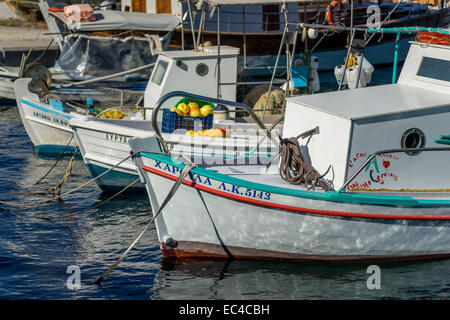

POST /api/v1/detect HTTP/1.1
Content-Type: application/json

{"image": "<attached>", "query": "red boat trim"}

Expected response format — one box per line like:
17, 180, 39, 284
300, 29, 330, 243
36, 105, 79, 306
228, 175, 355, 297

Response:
142, 165, 450, 221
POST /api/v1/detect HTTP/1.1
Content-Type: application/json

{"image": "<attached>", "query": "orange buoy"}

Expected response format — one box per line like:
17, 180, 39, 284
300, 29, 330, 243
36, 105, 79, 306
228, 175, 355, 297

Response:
325, 1, 344, 26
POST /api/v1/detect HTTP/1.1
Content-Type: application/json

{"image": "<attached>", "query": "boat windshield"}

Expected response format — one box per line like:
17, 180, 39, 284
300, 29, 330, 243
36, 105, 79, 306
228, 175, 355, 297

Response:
151, 60, 169, 86
417, 57, 450, 82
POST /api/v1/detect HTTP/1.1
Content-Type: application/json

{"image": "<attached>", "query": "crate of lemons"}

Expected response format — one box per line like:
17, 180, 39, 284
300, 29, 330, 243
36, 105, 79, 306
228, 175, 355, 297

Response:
169, 100, 226, 138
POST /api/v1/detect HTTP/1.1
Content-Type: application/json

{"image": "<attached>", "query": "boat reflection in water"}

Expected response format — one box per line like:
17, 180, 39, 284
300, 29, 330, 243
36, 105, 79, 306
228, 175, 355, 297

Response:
150, 258, 450, 300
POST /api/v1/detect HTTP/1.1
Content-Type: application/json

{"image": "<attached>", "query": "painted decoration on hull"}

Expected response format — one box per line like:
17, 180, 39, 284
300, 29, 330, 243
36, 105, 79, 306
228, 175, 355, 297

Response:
347, 152, 400, 191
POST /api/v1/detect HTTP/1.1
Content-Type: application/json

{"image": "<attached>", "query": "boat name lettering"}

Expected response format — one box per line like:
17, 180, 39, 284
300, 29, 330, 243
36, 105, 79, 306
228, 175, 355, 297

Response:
32, 111, 68, 126
105, 133, 130, 143
154, 160, 271, 200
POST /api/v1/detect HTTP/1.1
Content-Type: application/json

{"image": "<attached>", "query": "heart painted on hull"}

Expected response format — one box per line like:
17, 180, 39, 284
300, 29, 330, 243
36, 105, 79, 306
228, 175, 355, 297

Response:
382, 161, 390, 169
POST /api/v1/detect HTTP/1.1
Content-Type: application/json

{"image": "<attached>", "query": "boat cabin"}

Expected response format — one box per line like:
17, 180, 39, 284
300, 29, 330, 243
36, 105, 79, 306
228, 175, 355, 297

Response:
144, 45, 240, 111
283, 41, 450, 192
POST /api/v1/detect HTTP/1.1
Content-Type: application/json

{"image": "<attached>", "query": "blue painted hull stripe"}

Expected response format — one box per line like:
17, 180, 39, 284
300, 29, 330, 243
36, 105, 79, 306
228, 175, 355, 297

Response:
21, 99, 72, 120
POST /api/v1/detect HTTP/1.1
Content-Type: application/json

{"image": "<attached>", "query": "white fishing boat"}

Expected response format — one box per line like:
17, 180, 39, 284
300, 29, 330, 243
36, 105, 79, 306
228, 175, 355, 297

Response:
129, 29, 450, 262
70, 45, 282, 191
14, 78, 89, 154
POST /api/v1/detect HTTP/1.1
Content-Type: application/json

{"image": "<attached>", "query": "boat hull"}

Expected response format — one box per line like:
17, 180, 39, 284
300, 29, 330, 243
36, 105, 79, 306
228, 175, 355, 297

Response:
0, 76, 15, 100
71, 120, 146, 192
17, 98, 77, 155
136, 153, 450, 262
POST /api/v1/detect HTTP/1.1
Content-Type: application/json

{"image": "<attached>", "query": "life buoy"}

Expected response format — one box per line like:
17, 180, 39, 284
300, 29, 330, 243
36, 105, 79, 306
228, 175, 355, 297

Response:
417, 31, 450, 45
325, 1, 344, 26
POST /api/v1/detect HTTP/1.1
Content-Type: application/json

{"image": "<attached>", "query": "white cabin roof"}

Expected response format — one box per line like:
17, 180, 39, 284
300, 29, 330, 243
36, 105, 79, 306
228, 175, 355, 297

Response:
286, 83, 450, 120
160, 46, 240, 59
287, 41, 450, 121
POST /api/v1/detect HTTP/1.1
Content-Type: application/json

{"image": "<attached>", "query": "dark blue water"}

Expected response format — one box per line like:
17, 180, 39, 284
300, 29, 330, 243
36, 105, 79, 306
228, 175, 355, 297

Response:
1, 67, 450, 300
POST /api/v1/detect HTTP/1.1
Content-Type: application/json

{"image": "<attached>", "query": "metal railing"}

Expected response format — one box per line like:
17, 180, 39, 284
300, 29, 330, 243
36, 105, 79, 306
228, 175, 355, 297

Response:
150, 91, 280, 154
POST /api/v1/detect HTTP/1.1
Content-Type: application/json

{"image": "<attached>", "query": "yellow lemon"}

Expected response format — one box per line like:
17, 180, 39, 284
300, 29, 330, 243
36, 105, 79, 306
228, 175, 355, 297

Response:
170, 107, 183, 116
177, 102, 189, 114
188, 102, 199, 111
200, 105, 213, 117
190, 110, 201, 117
185, 130, 195, 136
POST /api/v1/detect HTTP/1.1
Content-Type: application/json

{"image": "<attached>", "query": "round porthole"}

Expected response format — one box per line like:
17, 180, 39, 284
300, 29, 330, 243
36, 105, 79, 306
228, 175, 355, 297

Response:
401, 128, 425, 155
196, 63, 209, 76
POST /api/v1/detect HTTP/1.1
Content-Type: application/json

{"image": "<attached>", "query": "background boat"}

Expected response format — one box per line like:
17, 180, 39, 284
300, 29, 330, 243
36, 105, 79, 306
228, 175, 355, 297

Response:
121, 0, 450, 72
0, 0, 180, 104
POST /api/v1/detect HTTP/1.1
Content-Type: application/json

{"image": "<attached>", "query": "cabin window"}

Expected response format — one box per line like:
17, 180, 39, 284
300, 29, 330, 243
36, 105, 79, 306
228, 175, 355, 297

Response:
262, 4, 280, 31
416, 57, 450, 82
401, 128, 425, 155
151, 60, 169, 86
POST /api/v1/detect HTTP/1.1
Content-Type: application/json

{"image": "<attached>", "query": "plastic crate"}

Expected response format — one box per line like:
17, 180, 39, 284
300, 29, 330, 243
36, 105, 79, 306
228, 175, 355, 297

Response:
162, 109, 213, 133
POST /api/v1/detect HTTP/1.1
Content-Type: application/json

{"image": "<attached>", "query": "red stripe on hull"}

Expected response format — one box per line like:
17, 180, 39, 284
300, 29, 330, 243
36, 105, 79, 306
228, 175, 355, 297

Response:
141, 165, 450, 221
161, 240, 450, 263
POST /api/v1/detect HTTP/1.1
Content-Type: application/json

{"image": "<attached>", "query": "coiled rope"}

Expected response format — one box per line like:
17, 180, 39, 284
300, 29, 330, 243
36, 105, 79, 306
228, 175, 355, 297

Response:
270, 128, 332, 191
417, 31, 450, 45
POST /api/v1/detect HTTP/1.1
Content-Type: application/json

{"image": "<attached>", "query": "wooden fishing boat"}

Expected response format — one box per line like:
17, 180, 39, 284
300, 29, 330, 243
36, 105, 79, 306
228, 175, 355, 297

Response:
130, 30, 450, 262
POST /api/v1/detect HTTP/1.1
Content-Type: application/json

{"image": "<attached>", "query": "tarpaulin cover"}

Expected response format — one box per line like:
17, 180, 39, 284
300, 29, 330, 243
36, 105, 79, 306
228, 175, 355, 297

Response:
53, 34, 161, 80
49, 10, 180, 32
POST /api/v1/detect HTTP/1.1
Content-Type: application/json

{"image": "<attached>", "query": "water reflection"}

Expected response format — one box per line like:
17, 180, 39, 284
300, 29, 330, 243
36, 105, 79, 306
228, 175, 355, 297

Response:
151, 258, 450, 300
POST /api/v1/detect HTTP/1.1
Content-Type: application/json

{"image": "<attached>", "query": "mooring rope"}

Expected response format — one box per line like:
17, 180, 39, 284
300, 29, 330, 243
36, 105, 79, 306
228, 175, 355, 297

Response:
0, 153, 134, 208
42, 146, 78, 196
32, 178, 140, 221
33, 135, 75, 186
95, 161, 197, 285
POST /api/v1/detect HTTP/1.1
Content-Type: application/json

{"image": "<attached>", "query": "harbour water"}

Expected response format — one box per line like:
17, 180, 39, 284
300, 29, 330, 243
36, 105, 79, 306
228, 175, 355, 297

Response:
1, 66, 450, 300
